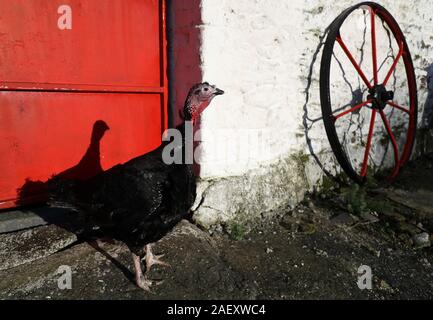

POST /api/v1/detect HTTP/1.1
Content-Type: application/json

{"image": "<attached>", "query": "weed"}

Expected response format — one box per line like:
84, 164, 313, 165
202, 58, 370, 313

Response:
228, 223, 246, 241
342, 184, 368, 216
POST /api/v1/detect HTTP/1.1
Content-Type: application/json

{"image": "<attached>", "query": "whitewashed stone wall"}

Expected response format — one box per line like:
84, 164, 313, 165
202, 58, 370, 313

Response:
169, 0, 433, 230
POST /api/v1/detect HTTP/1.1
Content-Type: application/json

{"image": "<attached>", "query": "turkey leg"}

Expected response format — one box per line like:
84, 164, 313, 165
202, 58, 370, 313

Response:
132, 253, 152, 291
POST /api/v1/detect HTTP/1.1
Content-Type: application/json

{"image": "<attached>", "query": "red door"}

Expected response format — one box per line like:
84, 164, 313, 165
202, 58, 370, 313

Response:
0, 0, 168, 210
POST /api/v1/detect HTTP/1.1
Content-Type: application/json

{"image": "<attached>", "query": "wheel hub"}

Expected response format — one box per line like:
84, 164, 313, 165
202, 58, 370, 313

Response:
368, 84, 394, 110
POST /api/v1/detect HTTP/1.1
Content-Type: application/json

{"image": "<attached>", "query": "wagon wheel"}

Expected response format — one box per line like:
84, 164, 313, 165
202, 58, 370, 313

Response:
320, 2, 418, 184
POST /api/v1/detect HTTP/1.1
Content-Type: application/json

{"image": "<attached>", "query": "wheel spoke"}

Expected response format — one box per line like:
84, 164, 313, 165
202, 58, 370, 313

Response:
336, 36, 372, 89
361, 109, 377, 177
383, 42, 404, 86
370, 8, 378, 85
379, 110, 400, 178
387, 101, 410, 114
333, 100, 372, 121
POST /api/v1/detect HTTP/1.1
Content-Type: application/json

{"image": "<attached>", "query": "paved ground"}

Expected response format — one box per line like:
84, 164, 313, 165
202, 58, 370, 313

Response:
0, 156, 432, 300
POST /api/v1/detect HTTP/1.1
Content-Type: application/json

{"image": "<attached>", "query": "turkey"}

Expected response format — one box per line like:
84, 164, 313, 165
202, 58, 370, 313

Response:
48, 82, 224, 291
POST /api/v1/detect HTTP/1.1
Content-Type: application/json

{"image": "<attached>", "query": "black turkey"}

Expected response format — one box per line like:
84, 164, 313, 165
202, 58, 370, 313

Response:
49, 82, 224, 291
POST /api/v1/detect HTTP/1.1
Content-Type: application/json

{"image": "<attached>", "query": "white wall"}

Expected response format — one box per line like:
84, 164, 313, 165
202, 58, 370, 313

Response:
197, 0, 433, 178
198, 0, 306, 178
169, 0, 433, 228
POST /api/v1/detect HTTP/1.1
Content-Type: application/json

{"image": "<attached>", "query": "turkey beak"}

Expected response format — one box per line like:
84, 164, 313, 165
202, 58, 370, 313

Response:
214, 88, 225, 96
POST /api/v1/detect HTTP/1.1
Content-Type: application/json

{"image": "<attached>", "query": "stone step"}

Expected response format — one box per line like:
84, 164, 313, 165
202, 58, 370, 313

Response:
0, 224, 78, 271
0, 206, 76, 234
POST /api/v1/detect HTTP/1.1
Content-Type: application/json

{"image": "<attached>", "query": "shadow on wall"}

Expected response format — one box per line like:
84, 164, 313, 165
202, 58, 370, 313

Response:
418, 63, 433, 155
15, 120, 110, 208
166, 0, 203, 129
167, 0, 203, 175
302, 27, 335, 182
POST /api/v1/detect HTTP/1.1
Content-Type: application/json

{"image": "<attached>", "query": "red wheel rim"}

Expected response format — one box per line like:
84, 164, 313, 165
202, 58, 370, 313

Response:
320, 2, 418, 183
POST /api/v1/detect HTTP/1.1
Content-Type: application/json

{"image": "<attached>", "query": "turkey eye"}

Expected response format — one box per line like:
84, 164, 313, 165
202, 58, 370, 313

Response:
204, 88, 209, 91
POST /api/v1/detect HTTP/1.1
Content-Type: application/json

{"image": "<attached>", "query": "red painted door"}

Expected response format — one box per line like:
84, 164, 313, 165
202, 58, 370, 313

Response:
0, 0, 168, 210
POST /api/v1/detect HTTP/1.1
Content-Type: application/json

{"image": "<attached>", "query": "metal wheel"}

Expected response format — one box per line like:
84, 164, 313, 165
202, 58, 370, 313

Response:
320, 2, 418, 184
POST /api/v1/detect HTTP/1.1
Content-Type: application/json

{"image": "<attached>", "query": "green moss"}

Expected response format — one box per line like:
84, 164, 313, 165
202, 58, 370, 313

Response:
290, 151, 310, 168
341, 184, 368, 216
365, 169, 379, 189
305, 6, 324, 15
321, 175, 338, 194
228, 222, 247, 241
299, 223, 316, 235
289, 152, 310, 196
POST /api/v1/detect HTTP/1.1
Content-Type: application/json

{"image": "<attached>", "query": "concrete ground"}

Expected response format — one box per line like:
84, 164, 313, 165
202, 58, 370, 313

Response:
0, 156, 432, 300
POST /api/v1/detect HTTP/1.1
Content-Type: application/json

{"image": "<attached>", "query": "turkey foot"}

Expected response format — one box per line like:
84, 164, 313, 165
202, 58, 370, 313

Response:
142, 243, 171, 273
132, 253, 153, 292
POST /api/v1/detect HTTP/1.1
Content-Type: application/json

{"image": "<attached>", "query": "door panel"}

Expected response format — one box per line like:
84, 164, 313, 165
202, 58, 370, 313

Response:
0, 0, 161, 89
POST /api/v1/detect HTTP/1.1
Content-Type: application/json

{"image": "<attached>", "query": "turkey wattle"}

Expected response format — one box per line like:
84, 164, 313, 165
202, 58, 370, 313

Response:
48, 82, 224, 291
